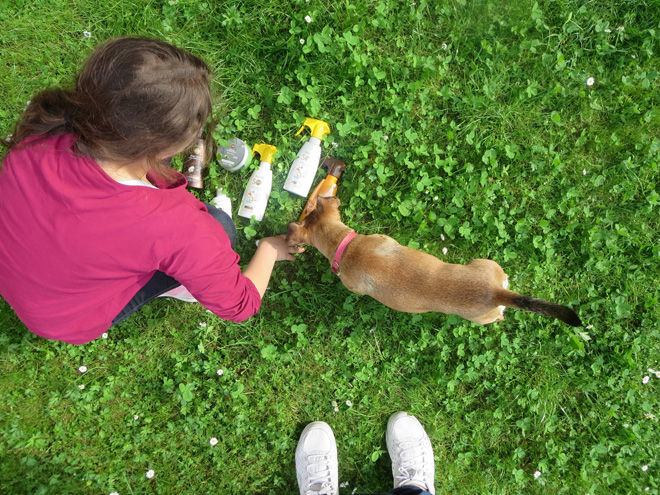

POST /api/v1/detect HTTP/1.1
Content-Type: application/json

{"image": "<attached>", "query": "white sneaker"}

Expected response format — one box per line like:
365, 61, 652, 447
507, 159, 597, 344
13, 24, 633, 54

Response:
157, 285, 197, 303
295, 422, 338, 495
386, 412, 435, 495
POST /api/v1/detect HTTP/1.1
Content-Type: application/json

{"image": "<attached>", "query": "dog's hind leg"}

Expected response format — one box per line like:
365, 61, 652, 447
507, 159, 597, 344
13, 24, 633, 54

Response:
467, 306, 506, 325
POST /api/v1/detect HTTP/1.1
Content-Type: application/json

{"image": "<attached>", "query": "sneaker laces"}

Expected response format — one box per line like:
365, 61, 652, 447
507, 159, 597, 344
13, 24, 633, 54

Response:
305, 454, 335, 495
395, 441, 430, 490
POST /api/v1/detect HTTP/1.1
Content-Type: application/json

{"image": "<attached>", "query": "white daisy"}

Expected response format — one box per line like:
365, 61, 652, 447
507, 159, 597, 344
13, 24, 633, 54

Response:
217, 369, 224, 376
210, 437, 218, 446
642, 465, 648, 471
78, 384, 85, 390
83, 31, 92, 38
305, 15, 312, 23
300, 38, 305, 44
534, 471, 542, 479
442, 247, 448, 255
102, 333, 108, 339
78, 366, 87, 373
345, 400, 353, 407
586, 77, 595, 86
146, 470, 155, 479
643, 376, 650, 384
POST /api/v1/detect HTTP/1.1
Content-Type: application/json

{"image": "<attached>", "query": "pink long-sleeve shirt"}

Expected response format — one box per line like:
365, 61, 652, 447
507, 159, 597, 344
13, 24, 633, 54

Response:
0, 134, 261, 344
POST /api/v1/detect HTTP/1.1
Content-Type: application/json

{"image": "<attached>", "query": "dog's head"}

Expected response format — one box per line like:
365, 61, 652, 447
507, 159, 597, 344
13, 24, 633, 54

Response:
286, 196, 342, 246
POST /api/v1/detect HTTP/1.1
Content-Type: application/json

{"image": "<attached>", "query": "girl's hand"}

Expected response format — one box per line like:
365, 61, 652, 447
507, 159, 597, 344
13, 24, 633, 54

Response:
257, 235, 305, 262
244, 235, 305, 297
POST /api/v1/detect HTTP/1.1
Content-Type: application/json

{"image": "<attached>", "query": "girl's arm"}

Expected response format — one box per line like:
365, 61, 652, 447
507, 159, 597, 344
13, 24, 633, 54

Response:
242, 234, 304, 298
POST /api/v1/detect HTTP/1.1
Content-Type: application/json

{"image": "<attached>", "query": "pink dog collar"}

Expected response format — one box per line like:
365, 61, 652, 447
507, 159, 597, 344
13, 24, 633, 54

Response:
332, 230, 358, 275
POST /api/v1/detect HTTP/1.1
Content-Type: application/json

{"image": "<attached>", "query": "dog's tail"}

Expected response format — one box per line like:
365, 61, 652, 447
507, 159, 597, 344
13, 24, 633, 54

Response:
494, 290, 583, 327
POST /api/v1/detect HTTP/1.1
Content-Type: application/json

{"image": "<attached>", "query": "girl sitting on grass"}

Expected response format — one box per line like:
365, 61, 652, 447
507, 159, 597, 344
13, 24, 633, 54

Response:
0, 36, 302, 345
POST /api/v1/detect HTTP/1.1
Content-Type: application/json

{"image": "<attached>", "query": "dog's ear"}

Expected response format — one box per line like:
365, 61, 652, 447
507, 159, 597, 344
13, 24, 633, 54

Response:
317, 196, 341, 209
286, 222, 308, 246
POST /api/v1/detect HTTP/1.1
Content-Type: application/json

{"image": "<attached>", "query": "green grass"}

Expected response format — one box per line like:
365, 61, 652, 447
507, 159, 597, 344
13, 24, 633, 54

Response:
1, 0, 659, 493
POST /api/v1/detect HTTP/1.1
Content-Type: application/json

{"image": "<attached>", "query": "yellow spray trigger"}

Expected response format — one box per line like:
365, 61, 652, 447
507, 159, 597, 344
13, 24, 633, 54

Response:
252, 143, 278, 164
295, 118, 331, 141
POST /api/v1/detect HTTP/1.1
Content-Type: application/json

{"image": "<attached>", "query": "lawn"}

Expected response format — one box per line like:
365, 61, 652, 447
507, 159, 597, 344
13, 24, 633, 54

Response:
0, 0, 658, 494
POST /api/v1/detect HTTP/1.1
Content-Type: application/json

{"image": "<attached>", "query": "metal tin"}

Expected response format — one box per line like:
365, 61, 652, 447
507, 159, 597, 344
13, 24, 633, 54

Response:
218, 137, 251, 172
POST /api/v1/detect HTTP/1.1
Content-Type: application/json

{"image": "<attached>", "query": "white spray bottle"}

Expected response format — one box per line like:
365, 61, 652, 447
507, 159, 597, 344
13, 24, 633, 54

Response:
238, 143, 277, 222
282, 118, 331, 197
211, 188, 232, 218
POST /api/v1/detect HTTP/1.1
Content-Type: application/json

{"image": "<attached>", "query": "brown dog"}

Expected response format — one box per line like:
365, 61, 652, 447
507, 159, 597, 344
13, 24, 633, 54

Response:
286, 196, 582, 327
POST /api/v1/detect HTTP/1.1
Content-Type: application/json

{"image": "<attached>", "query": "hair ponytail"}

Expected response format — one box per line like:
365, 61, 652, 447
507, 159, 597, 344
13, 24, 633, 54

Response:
3, 37, 212, 184
4, 88, 76, 149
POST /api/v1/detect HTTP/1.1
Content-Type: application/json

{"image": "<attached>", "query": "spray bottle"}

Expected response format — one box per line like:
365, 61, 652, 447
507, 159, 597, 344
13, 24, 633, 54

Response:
183, 129, 206, 189
238, 143, 277, 222
211, 188, 232, 218
283, 118, 331, 197
299, 158, 346, 221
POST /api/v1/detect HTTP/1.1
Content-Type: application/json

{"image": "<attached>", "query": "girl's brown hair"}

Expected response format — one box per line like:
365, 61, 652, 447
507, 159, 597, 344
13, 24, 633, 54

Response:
4, 36, 212, 183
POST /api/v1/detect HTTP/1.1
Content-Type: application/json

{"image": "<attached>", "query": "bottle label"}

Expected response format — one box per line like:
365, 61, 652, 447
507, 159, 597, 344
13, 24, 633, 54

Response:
183, 139, 206, 188
244, 190, 256, 206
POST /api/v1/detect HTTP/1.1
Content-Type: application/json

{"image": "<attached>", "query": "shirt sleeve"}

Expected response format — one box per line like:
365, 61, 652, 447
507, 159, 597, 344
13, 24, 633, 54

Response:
156, 221, 261, 322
